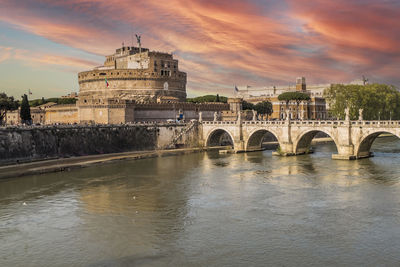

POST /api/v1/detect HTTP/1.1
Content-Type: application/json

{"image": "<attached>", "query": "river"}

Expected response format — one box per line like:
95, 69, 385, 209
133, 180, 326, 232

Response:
1, 137, 400, 266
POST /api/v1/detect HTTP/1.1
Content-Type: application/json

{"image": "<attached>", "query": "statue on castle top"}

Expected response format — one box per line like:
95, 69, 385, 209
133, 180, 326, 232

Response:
213, 111, 218, 122
135, 34, 141, 46
252, 110, 257, 121
358, 108, 363, 121
198, 112, 203, 122
345, 107, 350, 121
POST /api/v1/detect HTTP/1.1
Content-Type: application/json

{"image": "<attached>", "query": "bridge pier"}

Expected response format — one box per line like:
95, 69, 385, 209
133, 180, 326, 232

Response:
234, 140, 245, 153
331, 154, 357, 160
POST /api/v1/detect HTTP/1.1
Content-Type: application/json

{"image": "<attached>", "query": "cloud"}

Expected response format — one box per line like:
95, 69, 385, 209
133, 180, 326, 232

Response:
0, 46, 13, 62
288, 0, 400, 84
0, 0, 399, 95
0, 45, 100, 72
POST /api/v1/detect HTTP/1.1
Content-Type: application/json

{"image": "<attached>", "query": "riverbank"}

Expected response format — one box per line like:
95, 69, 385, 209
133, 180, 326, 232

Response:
1, 135, 395, 180
0, 146, 228, 180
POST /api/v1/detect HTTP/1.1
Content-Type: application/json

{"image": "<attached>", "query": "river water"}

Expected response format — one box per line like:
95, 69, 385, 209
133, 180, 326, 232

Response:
1, 137, 400, 266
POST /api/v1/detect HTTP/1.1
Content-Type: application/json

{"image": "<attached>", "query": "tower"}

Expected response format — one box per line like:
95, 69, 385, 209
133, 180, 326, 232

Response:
296, 77, 306, 91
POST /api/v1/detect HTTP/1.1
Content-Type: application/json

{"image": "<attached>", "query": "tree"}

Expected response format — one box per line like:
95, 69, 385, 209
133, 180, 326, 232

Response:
278, 91, 310, 119
242, 100, 255, 110
0, 92, 19, 125
324, 83, 400, 120
187, 94, 228, 103
20, 94, 32, 124
254, 101, 273, 118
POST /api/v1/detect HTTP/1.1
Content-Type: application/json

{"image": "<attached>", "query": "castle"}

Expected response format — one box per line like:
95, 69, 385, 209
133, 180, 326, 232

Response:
78, 45, 187, 103
6, 43, 229, 125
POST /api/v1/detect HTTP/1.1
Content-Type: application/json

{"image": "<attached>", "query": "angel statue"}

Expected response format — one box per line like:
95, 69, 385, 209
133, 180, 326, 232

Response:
135, 34, 141, 46
345, 107, 350, 121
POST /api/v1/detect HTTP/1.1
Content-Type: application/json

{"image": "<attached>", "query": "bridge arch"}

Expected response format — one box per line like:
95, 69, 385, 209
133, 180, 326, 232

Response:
294, 129, 339, 155
205, 128, 235, 148
355, 130, 400, 158
245, 129, 281, 151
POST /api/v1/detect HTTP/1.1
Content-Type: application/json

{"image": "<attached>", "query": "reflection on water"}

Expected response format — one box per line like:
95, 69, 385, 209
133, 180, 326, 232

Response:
1, 137, 400, 266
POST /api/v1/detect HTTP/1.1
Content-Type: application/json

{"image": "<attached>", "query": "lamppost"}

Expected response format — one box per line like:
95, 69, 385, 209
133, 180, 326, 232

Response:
378, 111, 380, 121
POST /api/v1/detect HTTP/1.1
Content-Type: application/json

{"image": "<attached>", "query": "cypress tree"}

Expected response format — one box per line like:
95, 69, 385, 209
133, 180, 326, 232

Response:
216, 94, 220, 102
20, 94, 32, 124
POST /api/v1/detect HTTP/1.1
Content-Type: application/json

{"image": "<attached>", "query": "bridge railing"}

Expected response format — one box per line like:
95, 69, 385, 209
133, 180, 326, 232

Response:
201, 120, 400, 127
351, 120, 400, 127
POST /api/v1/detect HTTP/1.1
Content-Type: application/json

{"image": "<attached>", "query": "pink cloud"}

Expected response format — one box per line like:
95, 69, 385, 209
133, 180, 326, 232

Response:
0, 46, 99, 71
0, 0, 399, 95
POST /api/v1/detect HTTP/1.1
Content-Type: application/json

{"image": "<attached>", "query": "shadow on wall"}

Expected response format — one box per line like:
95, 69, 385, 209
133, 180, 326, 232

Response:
0, 125, 160, 165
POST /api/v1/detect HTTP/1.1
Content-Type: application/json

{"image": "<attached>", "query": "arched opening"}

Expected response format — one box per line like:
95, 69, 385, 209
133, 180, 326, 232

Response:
295, 130, 338, 155
206, 129, 234, 148
246, 130, 279, 151
357, 132, 400, 158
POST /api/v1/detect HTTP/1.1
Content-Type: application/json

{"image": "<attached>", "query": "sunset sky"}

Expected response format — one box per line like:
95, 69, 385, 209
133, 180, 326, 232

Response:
0, 0, 399, 99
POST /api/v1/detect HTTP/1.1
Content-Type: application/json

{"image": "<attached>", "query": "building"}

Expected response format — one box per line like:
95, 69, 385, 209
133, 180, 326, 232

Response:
235, 77, 366, 120
235, 77, 328, 120
61, 92, 78, 99
78, 45, 187, 104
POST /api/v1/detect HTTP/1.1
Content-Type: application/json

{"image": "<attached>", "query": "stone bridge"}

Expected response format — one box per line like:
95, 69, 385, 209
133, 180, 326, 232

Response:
199, 119, 400, 160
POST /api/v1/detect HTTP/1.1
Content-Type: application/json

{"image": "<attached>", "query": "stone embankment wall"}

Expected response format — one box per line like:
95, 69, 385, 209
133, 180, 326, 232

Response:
0, 123, 199, 165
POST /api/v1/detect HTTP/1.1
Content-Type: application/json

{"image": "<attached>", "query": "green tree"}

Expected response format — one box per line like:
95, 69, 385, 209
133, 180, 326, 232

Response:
324, 83, 400, 120
0, 92, 19, 125
29, 97, 77, 107
20, 94, 32, 124
242, 100, 255, 110
187, 95, 228, 103
254, 101, 273, 118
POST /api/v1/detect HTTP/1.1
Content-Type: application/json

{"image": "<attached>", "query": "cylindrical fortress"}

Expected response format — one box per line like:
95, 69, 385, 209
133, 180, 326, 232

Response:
78, 47, 187, 103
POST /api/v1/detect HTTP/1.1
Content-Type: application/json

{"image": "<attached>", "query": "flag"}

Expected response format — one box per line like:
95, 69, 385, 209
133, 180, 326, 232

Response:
105, 78, 109, 88
234, 85, 239, 93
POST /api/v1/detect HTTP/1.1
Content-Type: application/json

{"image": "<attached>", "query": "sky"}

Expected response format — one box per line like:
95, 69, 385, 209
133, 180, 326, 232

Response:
0, 0, 399, 99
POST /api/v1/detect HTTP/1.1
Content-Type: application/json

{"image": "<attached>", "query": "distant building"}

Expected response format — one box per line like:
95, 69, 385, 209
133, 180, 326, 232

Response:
61, 92, 78, 99
234, 77, 364, 120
